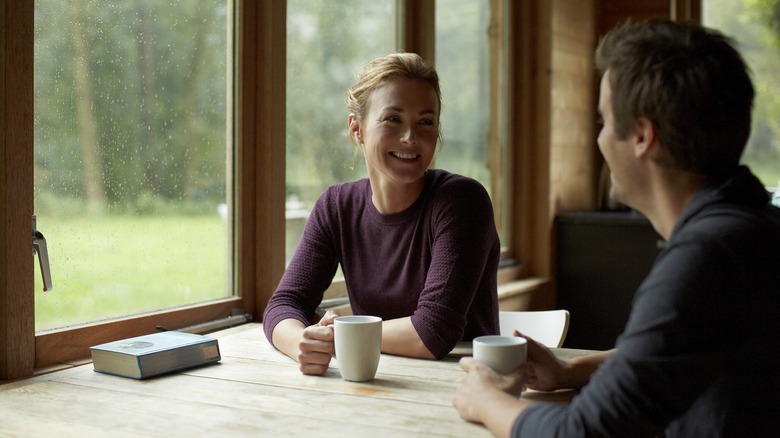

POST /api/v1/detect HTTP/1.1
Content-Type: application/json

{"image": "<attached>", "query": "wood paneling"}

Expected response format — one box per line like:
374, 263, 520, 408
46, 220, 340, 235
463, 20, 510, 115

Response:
508, 0, 553, 277
599, 0, 674, 34
550, 0, 598, 216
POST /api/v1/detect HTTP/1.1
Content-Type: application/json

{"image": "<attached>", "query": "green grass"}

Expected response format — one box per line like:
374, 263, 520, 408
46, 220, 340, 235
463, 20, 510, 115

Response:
34, 215, 229, 331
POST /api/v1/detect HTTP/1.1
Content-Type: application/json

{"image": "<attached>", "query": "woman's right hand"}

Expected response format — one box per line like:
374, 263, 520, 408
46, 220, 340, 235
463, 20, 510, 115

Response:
296, 324, 335, 375
296, 311, 340, 375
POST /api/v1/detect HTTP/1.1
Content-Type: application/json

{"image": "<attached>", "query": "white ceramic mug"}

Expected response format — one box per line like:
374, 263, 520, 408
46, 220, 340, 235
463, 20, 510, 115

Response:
473, 335, 527, 374
333, 315, 382, 382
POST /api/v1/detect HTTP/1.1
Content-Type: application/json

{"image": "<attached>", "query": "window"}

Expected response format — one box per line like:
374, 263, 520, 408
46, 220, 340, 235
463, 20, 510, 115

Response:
3, 0, 542, 379
435, 0, 507, 243
34, 0, 233, 331
285, 0, 393, 266
703, 0, 780, 189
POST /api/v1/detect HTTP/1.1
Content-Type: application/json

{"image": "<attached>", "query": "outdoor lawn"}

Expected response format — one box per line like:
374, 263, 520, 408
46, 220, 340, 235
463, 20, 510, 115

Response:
34, 214, 230, 331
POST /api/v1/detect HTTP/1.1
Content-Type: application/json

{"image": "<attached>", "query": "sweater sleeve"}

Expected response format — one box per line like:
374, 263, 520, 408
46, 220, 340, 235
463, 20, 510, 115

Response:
410, 176, 500, 358
262, 189, 340, 345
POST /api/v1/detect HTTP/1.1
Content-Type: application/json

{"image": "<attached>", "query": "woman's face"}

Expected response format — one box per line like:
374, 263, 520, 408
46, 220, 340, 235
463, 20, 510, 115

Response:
351, 78, 439, 189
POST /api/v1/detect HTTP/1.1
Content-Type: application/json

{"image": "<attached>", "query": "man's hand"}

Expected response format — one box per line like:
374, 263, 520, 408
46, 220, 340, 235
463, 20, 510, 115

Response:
453, 356, 531, 437
518, 331, 569, 392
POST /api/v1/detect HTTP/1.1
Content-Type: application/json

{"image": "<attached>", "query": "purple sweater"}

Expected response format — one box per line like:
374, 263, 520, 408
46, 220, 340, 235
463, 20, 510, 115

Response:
263, 169, 500, 359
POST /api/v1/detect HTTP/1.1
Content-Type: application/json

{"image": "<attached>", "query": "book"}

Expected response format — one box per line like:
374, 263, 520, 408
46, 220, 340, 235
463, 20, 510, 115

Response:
90, 331, 221, 379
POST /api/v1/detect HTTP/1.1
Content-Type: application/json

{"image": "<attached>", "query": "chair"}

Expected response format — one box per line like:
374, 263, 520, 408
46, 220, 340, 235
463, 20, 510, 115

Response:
498, 310, 570, 348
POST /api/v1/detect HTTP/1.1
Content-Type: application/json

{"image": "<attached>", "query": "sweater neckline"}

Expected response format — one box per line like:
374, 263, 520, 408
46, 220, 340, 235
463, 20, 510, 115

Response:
365, 170, 436, 225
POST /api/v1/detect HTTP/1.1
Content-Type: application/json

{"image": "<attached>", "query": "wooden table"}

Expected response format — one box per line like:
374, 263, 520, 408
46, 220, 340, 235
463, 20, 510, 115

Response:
0, 323, 587, 437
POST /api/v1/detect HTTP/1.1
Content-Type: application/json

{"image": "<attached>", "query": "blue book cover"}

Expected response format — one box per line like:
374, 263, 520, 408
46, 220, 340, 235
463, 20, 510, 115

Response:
90, 331, 221, 379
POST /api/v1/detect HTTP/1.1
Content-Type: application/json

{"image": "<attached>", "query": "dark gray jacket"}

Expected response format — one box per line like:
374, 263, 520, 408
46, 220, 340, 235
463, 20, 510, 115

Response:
514, 167, 780, 437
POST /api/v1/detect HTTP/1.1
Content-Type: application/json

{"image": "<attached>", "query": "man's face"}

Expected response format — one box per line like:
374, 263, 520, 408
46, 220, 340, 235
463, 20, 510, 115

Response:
597, 72, 638, 207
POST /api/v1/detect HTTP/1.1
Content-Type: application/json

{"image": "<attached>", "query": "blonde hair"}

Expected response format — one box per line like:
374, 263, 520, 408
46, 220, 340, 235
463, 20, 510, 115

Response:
345, 53, 442, 166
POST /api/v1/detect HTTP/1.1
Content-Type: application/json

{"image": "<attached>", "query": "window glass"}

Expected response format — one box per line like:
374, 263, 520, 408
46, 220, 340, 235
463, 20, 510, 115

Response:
285, 1, 393, 265
704, 0, 780, 190
435, 0, 506, 242
34, 0, 233, 331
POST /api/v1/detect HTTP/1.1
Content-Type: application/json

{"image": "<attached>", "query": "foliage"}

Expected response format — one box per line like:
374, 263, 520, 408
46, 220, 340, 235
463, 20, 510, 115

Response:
35, 0, 228, 210
285, 0, 391, 203
434, 0, 491, 185
707, 0, 780, 187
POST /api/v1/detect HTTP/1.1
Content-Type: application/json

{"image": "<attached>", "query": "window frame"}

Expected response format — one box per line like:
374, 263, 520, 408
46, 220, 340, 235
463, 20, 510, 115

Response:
1, 0, 561, 380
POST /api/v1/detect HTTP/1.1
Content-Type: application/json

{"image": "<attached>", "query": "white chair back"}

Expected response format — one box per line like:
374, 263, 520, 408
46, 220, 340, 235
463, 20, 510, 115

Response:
498, 309, 570, 348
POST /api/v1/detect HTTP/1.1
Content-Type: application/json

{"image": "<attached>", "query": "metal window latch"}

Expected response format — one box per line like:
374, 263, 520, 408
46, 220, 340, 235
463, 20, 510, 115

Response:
32, 215, 53, 292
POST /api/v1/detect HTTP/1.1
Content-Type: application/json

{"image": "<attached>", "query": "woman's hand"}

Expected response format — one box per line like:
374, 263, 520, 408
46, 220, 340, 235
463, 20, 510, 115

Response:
295, 311, 341, 375
315, 310, 340, 327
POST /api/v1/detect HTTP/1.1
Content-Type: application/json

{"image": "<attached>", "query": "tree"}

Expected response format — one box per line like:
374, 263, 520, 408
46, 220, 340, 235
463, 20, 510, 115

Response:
35, 0, 229, 214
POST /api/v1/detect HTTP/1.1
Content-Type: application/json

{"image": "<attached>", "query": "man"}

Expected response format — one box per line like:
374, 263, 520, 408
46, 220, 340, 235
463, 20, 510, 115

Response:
453, 19, 780, 437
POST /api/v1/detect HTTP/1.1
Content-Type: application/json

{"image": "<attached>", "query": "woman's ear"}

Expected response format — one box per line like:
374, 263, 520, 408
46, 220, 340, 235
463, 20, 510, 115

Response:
348, 114, 362, 144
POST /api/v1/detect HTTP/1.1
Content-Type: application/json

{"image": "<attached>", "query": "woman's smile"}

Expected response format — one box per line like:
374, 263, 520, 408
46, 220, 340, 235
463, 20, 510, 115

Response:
391, 151, 421, 160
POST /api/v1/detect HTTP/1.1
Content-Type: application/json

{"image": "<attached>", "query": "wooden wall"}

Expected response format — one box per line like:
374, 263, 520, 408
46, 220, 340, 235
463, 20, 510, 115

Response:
549, 0, 599, 215
508, 0, 601, 279
599, 0, 673, 32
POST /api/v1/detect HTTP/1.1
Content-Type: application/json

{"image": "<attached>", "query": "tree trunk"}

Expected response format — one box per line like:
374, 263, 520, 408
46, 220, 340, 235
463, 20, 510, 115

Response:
183, 9, 208, 202
70, 0, 106, 213
138, 4, 160, 196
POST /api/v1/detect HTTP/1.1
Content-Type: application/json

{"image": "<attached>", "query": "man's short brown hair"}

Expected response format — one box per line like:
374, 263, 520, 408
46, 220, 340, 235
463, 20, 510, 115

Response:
595, 20, 754, 178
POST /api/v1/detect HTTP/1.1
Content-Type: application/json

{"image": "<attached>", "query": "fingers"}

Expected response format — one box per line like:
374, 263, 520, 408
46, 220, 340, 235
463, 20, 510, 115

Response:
303, 323, 335, 342
459, 356, 480, 372
300, 325, 335, 357
461, 354, 530, 397
512, 331, 548, 361
316, 310, 340, 326
297, 324, 335, 375
298, 351, 332, 375
453, 384, 482, 424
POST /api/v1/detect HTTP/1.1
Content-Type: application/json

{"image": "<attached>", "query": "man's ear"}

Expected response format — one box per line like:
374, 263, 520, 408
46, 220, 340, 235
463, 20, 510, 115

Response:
347, 114, 362, 144
633, 117, 658, 159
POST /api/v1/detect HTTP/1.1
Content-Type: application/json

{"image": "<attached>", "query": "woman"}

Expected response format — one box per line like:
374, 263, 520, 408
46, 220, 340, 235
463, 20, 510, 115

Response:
263, 53, 499, 375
